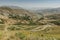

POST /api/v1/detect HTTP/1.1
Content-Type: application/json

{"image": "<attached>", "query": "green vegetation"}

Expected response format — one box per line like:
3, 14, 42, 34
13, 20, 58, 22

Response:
21, 14, 31, 21
50, 20, 60, 25
0, 24, 60, 40
0, 19, 4, 24
0, 6, 60, 40
46, 14, 60, 20
9, 14, 20, 19
7, 25, 21, 30
0, 31, 3, 39
15, 32, 26, 40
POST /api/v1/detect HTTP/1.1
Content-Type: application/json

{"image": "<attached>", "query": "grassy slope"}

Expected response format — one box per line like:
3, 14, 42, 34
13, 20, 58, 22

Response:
0, 24, 60, 40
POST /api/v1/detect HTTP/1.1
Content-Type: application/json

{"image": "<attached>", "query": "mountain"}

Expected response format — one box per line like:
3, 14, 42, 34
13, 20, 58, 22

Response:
0, 6, 60, 25
35, 7, 60, 15
0, 6, 60, 40
0, 6, 42, 25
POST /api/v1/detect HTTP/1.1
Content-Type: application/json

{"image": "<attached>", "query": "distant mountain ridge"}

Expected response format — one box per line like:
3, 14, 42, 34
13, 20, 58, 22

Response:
34, 7, 60, 15
0, 6, 24, 9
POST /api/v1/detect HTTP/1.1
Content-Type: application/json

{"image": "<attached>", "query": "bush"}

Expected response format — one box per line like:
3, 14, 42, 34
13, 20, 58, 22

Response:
50, 20, 60, 25
15, 32, 26, 40
7, 26, 15, 30
9, 14, 19, 19
0, 19, 4, 24
7, 26, 21, 30
21, 14, 31, 21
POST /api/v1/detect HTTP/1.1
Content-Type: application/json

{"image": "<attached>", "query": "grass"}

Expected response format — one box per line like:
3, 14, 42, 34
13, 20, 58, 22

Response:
15, 32, 26, 40
14, 30, 60, 40
0, 24, 5, 30
0, 24, 60, 40
0, 31, 3, 39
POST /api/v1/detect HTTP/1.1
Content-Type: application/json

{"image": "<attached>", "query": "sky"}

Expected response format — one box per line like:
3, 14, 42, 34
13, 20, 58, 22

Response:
0, 0, 60, 9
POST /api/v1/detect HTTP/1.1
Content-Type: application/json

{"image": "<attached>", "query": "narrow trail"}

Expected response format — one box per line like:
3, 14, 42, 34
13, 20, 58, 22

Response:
2, 23, 10, 40
30, 24, 52, 31
2, 25, 9, 40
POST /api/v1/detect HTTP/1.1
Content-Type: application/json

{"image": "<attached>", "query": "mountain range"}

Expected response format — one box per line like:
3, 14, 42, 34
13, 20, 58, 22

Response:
0, 6, 60, 25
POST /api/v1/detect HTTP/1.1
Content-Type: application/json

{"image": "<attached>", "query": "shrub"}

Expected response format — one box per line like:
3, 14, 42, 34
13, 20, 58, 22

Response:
7, 26, 21, 30
7, 26, 15, 30
50, 20, 60, 25
21, 14, 31, 21
15, 32, 26, 40
0, 19, 4, 24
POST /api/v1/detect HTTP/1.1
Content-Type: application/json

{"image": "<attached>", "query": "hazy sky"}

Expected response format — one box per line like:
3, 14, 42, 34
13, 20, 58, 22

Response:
0, 0, 60, 9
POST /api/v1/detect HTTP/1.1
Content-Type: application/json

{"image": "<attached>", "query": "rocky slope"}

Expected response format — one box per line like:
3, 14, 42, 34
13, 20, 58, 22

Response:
0, 6, 60, 25
0, 6, 42, 25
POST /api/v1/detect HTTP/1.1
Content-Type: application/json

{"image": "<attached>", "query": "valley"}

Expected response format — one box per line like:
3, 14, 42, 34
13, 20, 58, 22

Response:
0, 6, 60, 40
